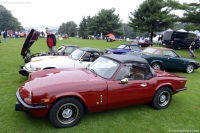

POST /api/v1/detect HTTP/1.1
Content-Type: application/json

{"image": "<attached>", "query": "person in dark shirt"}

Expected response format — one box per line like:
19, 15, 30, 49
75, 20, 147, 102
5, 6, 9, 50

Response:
189, 41, 196, 58
46, 30, 57, 54
0, 31, 1, 44
3, 30, 7, 43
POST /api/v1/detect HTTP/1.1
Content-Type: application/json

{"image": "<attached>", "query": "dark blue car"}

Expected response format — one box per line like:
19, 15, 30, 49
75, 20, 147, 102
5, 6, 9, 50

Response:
105, 44, 142, 54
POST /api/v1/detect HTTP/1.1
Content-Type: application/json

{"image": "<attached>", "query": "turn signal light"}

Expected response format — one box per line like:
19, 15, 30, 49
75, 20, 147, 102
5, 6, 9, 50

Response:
41, 99, 50, 103
36, 68, 41, 71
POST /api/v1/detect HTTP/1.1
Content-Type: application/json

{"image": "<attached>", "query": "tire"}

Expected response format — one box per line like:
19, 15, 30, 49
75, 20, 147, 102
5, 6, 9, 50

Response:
173, 45, 180, 50
151, 62, 161, 70
185, 64, 194, 73
177, 45, 181, 50
49, 98, 84, 128
152, 87, 172, 109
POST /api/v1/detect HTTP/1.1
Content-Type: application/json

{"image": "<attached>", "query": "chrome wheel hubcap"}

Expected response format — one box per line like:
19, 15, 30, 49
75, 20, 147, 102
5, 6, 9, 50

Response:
158, 91, 170, 107
62, 109, 73, 119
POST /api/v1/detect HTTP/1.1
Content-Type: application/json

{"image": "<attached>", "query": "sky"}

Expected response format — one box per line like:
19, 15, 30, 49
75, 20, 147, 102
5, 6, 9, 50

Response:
1, 0, 196, 29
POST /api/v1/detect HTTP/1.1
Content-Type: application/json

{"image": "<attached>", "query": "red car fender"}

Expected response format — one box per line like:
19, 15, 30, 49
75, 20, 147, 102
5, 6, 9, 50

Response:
49, 92, 87, 107
154, 82, 174, 93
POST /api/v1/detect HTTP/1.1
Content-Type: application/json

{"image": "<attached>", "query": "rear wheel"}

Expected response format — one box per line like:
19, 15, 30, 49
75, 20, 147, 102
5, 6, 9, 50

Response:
152, 87, 172, 109
177, 45, 181, 50
49, 98, 84, 128
185, 64, 194, 73
151, 62, 161, 70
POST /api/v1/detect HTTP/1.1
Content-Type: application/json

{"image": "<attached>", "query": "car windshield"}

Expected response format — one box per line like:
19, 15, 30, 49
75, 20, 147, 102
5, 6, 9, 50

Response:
117, 45, 125, 49
130, 46, 142, 51
88, 57, 120, 79
57, 46, 65, 53
69, 49, 84, 60
142, 47, 156, 54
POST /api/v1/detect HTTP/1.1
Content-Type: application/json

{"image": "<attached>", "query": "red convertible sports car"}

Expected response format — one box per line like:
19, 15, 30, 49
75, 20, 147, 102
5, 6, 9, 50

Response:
15, 54, 187, 128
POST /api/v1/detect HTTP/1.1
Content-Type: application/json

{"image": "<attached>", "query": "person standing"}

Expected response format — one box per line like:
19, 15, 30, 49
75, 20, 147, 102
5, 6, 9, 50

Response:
46, 30, 57, 54
0, 31, 1, 44
3, 30, 7, 43
189, 41, 196, 58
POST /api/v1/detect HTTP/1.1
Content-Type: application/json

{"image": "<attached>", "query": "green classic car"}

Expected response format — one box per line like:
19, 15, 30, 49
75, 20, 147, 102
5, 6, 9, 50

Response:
126, 47, 200, 73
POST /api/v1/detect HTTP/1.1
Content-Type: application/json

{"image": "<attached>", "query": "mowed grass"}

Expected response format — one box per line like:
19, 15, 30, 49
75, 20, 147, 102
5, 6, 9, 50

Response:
0, 37, 200, 133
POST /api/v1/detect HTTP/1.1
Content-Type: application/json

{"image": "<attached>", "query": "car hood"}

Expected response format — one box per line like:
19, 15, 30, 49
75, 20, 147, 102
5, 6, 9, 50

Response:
179, 56, 199, 63
31, 55, 69, 61
21, 29, 40, 58
106, 48, 119, 51
24, 56, 72, 70
19, 68, 106, 97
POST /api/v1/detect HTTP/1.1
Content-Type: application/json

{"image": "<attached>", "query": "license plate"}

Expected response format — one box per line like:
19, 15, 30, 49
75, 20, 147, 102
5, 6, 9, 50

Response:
163, 43, 165, 45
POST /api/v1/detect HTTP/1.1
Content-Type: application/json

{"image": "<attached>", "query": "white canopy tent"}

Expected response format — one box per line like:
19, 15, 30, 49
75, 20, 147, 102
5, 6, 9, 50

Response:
177, 29, 187, 32
36, 27, 47, 37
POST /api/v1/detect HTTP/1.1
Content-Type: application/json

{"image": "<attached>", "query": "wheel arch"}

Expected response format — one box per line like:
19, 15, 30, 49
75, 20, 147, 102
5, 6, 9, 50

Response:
155, 84, 174, 94
150, 60, 163, 67
187, 62, 196, 68
42, 66, 57, 70
47, 95, 88, 117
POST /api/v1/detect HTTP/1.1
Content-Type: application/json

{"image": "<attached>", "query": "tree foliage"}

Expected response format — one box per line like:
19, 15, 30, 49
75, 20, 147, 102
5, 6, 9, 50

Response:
78, 8, 122, 38
78, 16, 88, 39
129, 0, 179, 41
58, 21, 77, 37
173, 2, 200, 30
121, 23, 135, 39
0, 5, 23, 31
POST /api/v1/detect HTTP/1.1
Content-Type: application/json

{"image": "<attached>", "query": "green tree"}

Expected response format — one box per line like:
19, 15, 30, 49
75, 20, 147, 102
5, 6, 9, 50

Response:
85, 16, 96, 36
58, 21, 77, 37
174, 2, 200, 30
129, 0, 179, 42
78, 8, 122, 38
122, 23, 136, 39
0, 5, 23, 31
94, 8, 122, 36
78, 16, 88, 39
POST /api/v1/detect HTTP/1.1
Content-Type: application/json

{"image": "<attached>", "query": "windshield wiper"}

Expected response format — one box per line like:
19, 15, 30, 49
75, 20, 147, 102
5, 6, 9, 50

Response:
90, 69, 97, 77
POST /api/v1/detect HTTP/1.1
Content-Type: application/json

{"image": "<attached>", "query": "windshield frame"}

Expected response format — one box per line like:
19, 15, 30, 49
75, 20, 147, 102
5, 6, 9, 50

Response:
88, 57, 120, 79
69, 49, 85, 60
117, 45, 126, 49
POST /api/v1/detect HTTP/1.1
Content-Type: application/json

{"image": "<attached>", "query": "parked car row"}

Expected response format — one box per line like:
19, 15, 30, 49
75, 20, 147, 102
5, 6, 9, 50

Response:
19, 47, 104, 76
15, 29, 196, 128
105, 44, 200, 73
125, 47, 200, 73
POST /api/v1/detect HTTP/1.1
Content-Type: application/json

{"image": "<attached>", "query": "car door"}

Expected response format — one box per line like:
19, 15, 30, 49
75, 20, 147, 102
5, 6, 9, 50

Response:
107, 63, 154, 110
161, 50, 184, 69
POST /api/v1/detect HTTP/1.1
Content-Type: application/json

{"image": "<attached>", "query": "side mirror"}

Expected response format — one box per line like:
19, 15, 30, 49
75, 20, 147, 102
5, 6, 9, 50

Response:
79, 59, 83, 63
121, 78, 128, 84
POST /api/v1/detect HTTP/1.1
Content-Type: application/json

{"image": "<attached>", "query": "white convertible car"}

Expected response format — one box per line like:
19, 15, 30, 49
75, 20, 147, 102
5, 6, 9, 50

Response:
19, 48, 104, 76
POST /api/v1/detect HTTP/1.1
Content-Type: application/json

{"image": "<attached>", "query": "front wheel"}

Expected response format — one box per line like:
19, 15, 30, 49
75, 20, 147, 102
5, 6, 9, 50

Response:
151, 62, 161, 70
49, 98, 84, 128
152, 87, 172, 109
185, 64, 194, 73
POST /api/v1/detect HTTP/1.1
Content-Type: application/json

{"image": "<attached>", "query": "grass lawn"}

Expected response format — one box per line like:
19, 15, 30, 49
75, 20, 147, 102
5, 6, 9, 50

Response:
0, 37, 199, 133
